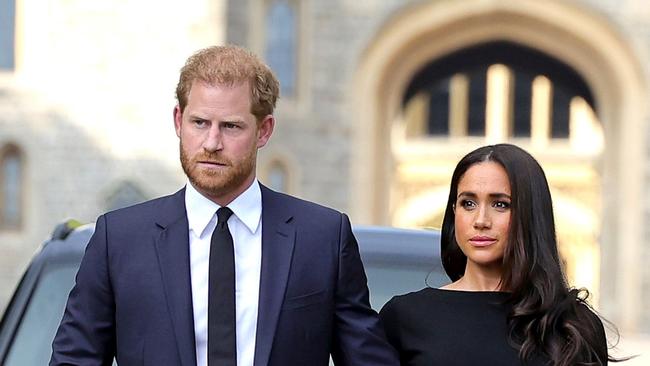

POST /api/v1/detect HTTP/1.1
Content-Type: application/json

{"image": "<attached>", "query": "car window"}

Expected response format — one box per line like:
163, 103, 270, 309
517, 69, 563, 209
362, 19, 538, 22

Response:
365, 265, 448, 310
3, 263, 77, 366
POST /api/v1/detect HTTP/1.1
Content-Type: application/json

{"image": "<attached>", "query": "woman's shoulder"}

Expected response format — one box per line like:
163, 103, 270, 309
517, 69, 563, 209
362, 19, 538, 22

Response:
388, 287, 435, 301
385, 287, 458, 307
385, 287, 509, 306
380, 288, 437, 316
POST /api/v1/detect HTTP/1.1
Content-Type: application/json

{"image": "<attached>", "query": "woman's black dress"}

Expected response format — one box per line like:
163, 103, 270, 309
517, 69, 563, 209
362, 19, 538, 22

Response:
379, 288, 550, 366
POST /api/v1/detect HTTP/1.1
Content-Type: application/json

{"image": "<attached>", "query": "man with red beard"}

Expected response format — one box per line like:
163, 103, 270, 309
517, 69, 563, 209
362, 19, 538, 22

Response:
50, 46, 399, 366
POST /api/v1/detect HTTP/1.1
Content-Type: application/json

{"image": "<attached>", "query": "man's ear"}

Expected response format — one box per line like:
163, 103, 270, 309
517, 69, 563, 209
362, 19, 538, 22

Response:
173, 105, 182, 137
257, 115, 275, 148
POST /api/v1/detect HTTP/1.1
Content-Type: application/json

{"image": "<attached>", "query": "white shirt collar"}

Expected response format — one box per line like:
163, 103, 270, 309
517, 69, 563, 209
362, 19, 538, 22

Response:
185, 179, 262, 238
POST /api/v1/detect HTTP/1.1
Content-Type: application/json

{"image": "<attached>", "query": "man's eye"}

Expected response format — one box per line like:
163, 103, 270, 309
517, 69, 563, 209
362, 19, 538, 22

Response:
193, 119, 208, 127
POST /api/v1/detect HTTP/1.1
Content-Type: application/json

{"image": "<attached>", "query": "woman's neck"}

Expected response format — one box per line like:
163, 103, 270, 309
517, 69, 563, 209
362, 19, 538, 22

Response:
443, 262, 504, 291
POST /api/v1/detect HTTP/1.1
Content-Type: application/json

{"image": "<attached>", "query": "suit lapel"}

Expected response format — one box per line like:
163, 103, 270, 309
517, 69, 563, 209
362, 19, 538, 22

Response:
153, 189, 197, 366
254, 186, 296, 366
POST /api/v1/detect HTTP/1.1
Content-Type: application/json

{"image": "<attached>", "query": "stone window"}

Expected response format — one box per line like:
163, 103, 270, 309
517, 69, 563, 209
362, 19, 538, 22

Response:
0, 144, 23, 230
0, 0, 16, 71
266, 160, 289, 193
402, 41, 598, 145
105, 181, 147, 212
264, 0, 298, 98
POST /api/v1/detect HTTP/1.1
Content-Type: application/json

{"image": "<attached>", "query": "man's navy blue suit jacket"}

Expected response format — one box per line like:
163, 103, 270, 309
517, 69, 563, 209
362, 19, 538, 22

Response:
50, 185, 399, 366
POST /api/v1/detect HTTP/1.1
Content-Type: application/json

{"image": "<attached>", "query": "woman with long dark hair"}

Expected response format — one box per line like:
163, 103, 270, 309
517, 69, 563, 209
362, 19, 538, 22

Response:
380, 143, 617, 365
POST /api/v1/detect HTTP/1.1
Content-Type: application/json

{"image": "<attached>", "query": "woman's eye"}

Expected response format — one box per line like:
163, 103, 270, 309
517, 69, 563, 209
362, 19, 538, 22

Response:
494, 201, 511, 210
460, 200, 476, 209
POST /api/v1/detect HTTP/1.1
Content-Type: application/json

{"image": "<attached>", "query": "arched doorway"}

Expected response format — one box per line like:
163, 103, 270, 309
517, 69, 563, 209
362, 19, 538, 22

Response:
390, 40, 604, 301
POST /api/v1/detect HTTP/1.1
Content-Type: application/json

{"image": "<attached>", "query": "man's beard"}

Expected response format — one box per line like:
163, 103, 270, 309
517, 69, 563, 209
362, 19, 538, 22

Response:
179, 141, 257, 200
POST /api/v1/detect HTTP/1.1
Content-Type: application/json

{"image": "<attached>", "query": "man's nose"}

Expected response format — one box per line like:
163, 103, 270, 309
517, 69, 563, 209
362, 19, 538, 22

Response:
202, 125, 223, 152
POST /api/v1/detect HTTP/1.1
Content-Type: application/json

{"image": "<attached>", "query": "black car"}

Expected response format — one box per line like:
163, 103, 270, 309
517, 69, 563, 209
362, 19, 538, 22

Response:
0, 220, 445, 365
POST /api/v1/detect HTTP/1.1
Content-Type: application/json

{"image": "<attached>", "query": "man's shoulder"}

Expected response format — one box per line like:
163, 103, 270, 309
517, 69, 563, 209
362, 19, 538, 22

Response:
261, 185, 342, 218
102, 188, 185, 224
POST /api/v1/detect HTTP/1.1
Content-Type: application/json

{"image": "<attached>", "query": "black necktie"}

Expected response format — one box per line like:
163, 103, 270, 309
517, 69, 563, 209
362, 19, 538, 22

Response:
208, 207, 237, 366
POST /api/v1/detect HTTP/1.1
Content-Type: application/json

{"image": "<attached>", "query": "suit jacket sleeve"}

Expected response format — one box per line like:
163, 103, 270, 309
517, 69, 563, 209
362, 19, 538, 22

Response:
50, 214, 116, 366
330, 214, 399, 366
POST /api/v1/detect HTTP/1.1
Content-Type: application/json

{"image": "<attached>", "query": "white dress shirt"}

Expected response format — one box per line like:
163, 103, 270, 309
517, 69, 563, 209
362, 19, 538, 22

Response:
185, 180, 262, 366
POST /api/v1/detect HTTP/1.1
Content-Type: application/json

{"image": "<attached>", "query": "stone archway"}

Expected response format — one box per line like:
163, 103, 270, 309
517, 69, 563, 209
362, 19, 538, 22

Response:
350, 0, 646, 331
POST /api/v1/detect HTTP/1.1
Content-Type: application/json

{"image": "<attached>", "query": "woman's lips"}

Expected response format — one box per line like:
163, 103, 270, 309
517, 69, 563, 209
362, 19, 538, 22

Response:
469, 236, 497, 247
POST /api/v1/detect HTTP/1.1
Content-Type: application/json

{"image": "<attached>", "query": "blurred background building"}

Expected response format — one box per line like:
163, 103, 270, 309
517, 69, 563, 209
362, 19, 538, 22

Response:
1, 0, 649, 360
